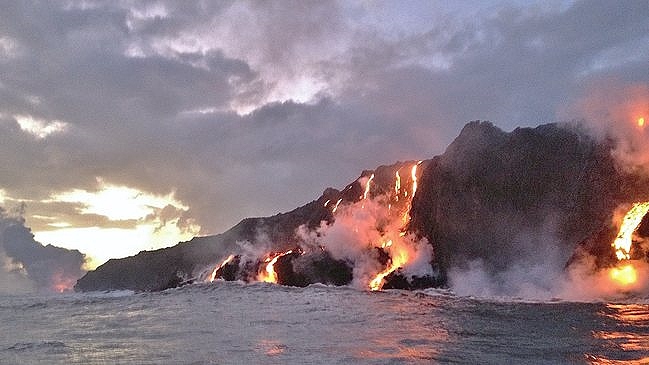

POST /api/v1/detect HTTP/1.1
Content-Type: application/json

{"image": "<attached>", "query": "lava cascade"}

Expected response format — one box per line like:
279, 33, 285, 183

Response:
607, 202, 649, 289
202, 161, 434, 290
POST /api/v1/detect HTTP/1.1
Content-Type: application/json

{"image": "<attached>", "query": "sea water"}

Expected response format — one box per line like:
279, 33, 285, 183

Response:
1, 282, 648, 364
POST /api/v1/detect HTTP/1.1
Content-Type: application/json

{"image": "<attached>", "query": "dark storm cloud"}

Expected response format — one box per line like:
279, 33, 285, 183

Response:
0, 0, 647, 242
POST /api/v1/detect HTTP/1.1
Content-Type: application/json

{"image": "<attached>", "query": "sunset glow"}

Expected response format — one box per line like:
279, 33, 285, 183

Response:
31, 181, 200, 269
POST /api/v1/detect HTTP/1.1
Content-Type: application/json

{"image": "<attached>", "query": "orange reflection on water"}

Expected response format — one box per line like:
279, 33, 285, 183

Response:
354, 334, 445, 362
587, 303, 649, 364
256, 339, 287, 357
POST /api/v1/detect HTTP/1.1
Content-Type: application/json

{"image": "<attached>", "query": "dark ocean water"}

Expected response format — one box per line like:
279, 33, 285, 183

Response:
1, 282, 648, 364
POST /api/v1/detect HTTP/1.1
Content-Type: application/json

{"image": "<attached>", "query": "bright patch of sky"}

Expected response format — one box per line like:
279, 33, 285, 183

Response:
33, 180, 200, 267
51, 181, 187, 221
34, 222, 197, 270
15, 115, 68, 139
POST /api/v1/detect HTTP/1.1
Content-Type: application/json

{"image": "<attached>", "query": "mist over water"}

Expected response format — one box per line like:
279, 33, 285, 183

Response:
1, 283, 648, 364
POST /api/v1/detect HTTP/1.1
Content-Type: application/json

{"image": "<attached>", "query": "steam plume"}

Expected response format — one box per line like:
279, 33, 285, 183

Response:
0, 205, 87, 293
563, 80, 649, 174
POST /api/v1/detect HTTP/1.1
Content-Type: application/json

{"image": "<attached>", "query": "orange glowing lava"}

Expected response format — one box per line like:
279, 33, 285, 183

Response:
363, 174, 375, 201
369, 248, 409, 291
411, 162, 421, 198
394, 171, 401, 201
332, 198, 343, 213
367, 162, 425, 290
612, 202, 649, 260
609, 264, 638, 286
258, 250, 293, 284
638, 117, 645, 128
208, 254, 235, 283
51, 271, 76, 293
606, 202, 649, 290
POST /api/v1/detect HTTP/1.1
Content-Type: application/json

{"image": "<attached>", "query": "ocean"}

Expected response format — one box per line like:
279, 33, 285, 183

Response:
1, 282, 648, 364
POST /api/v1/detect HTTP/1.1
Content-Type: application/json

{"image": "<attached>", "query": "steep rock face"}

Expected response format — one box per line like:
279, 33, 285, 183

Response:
408, 121, 628, 278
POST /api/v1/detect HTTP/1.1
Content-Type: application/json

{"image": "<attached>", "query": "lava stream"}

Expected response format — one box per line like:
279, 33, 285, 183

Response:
258, 250, 294, 284
208, 254, 235, 283
608, 202, 649, 288
368, 161, 423, 290
369, 248, 409, 291
612, 202, 649, 260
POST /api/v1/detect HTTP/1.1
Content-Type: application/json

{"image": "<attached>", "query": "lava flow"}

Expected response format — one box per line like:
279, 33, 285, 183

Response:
608, 202, 649, 288
51, 271, 77, 293
611, 202, 649, 261
369, 247, 409, 291
258, 250, 294, 284
368, 162, 423, 291
207, 254, 235, 283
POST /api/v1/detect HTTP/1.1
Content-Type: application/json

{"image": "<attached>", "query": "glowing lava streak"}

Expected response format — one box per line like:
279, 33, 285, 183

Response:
258, 250, 293, 284
363, 174, 375, 201
394, 171, 401, 201
607, 202, 649, 288
411, 161, 422, 198
369, 248, 409, 291
612, 202, 649, 260
639, 117, 645, 128
208, 254, 235, 283
332, 198, 343, 213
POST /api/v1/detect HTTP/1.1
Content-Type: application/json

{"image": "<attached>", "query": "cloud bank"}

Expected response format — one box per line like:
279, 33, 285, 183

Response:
0, 1, 647, 263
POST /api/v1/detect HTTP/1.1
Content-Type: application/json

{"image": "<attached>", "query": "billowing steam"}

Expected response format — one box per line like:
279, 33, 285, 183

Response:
563, 80, 649, 174
447, 204, 649, 301
300, 190, 434, 290
0, 205, 87, 293
202, 162, 438, 291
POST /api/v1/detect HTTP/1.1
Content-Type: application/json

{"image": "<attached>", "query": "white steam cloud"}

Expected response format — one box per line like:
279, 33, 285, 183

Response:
562, 80, 649, 174
298, 182, 434, 289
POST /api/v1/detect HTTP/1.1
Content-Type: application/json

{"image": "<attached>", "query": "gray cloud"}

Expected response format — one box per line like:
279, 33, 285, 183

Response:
0, 205, 86, 292
0, 0, 647, 259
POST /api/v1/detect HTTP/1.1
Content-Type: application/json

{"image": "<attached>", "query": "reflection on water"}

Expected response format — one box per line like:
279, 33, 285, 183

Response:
4, 286, 649, 364
588, 303, 649, 364
256, 339, 287, 356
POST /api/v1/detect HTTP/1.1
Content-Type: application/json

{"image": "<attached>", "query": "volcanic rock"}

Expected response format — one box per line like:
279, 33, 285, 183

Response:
75, 121, 649, 292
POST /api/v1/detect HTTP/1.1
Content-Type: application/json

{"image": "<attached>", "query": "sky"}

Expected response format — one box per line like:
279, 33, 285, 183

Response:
1, 0, 648, 268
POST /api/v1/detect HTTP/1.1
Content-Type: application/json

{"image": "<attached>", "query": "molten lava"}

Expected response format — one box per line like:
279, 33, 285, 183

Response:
609, 264, 638, 286
258, 250, 293, 284
411, 162, 421, 198
208, 254, 235, 283
362, 173, 375, 206
612, 202, 649, 260
639, 117, 645, 128
368, 162, 423, 290
51, 271, 76, 293
607, 202, 649, 289
369, 247, 409, 291
332, 198, 343, 213
394, 171, 401, 201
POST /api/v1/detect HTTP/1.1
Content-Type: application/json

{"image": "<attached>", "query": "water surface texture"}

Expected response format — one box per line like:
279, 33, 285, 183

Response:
2, 283, 648, 364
